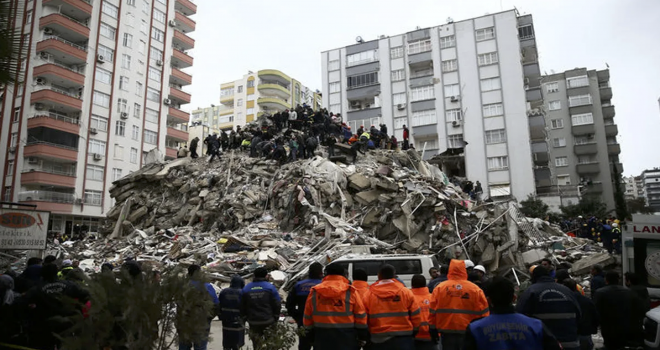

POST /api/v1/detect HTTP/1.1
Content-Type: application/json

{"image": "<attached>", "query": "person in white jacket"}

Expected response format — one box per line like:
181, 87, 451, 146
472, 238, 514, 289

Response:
289, 109, 298, 129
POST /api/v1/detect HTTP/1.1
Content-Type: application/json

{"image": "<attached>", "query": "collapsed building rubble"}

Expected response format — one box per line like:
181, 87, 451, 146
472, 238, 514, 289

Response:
1, 148, 616, 291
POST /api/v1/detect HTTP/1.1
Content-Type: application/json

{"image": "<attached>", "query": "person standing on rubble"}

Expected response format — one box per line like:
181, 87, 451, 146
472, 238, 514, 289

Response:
410, 274, 438, 350
218, 275, 246, 350
190, 137, 199, 158
429, 259, 489, 350
286, 262, 323, 350
363, 264, 421, 350
240, 267, 281, 348
402, 125, 410, 150
303, 263, 368, 350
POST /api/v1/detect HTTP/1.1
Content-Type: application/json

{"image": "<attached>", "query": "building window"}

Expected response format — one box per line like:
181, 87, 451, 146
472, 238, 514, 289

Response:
568, 93, 592, 106
136, 82, 143, 97
439, 36, 455, 49
119, 76, 130, 91
478, 52, 498, 66
390, 46, 403, 59
138, 40, 146, 54
577, 155, 595, 164
444, 84, 460, 97
95, 67, 112, 84
548, 100, 561, 111
391, 69, 405, 82
10, 133, 17, 147
550, 119, 564, 129
546, 82, 559, 93
246, 80, 255, 88
91, 115, 108, 131
411, 109, 436, 126
220, 87, 234, 97
149, 67, 162, 83
3, 187, 10, 201
518, 25, 534, 39
115, 120, 126, 136
123, 33, 133, 48
393, 93, 407, 105
152, 28, 164, 42
6, 160, 13, 175
131, 125, 139, 140
130, 147, 138, 163
394, 117, 407, 129
146, 108, 158, 123
346, 50, 378, 66
120, 54, 132, 70
329, 82, 341, 93
154, 9, 166, 23
237, 99, 243, 107
448, 134, 464, 148
134, 103, 141, 118
88, 139, 106, 154
441, 59, 458, 72
117, 98, 128, 113
487, 156, 509, 171
446, 109, 462, 122
93, 91, 110, 107
555, 156, 568, 167
347, 72, 378, 89
329, 104, 341, 113
407, 39, 432, 54
13, 107, 20, 122
571, 112, 594, 126
480, 77, 501, 92
476, 27, 495, 41
247, 94, 256, 101
552, 137, 566, 147
566, 75, 589, 88
86, 165, 104, 181
98, 45, 114, 61
147, 88, 160, 102
112, 168, 123, 181
100, 23, 116, 39
328, 60, 340, 71
237, 85, 243, 93
557, 175, 571, 186
144, 130, 157, 145
485, 129, 506, 144
26, 10, 32, 23
150, 47, 163, 62
128, 0, 135, 5
482, 103, 503, 117
411, 85, 434, 102
84, 190, 102, 206
102, 2, 118, 18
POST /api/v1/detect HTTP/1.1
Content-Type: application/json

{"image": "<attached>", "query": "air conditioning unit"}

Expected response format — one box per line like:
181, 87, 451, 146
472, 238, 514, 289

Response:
397, 104, 405, 110
44, 28, 54, 35
93, 153, 103, 161
35, 77, 47, 85
90, 127, 98, 134
450, 95, 460, 102
163, 98, 172, 105
75, 198, 83, 204
35, 103, 44, 110
97, 54, 105, 63
120, 112, 128, 119
9, 146, 16, 153
156, 60, 163, 66
452, 121, 461, 127
168, 20, 177, 27
27, 157, 39, 165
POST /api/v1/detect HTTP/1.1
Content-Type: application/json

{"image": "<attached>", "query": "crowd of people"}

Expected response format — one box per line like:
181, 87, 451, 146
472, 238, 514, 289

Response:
560, 216, 623, 254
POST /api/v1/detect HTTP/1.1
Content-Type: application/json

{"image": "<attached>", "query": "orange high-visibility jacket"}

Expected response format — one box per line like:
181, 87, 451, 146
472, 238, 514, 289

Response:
353, 280, 370, 302
303, 275, 367, 331
411, 287, 433, 341
363, 279, 422, 343
429, 259, 489, 335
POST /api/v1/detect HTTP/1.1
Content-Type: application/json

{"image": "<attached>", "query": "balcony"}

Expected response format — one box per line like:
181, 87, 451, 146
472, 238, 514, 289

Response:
33, 62, 84, 88
165, 147, 177, 160
175, 0, 197, 16
258, 69, 291, 85
605, 124, 618, 136
608, 143, 621, 155
257, 96, 291, 111
600, 87, 612, 101
169, 85, 191, 105
43, 0, 92, 19
36, 36, 88, 64
602, 105, 615, 118
168, 106, 189, 124
612, 162, 624, 174
174, 11, 196, 33
40, 13, 90, 42
18, 190, 74, 214
220, 93, 234, 105
27, 113, 80, 134
21, 168, 76, 188
173, 29, 194, 50
408, 51, 433, 67
346, 107, 382, 122
167, 126, 188, 141
172, 49, 193, 69
31, 86, 83, 113
170, 67, 192, 86
258, 81, 290, 100
571, 123, 595, 136
574, 143, 598, 155
576, 162, 601, 175
585, 182, 604, 194
24, 141, 78, 162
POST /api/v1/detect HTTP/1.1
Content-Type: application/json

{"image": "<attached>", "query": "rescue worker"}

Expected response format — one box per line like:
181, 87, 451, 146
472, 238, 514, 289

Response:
561, 278, 598, 350
516, 265, 581, 350
189, 137, 199, 158
611, 223, 622, 254
240, 267, 281, 348
286, 262, 323, 350
352, 268, 370, 302
218, 275, 245, 350
58, 259, 74, 280
302, 263, 368, 350
464, 276, 562, 350
363, 264, 421, 350
177, 145, 189, 158
410, 274, 438, 350
429, 259, 489, 350
402, 125, 410, 150
179, 264, 220, 350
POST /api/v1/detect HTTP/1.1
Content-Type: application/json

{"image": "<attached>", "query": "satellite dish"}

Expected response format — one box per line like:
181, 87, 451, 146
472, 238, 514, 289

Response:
356, 36, 363, 43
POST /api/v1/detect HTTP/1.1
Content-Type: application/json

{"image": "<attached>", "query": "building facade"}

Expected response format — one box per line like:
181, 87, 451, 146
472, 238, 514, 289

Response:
541, 68, 622, 210
320, 10, 540, 201
191, 70, 322, 133
0, 0, 195, 234
624, 176, 641, 201
641, 169, 660, 212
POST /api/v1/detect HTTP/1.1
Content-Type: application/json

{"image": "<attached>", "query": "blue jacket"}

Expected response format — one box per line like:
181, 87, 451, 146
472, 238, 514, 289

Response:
427, 275, 447, 293
285, 278, 322, 325
241, 278, 282, 326
590, 274, 605, 300
515, 276, 581, 350
219, 275, 245, 328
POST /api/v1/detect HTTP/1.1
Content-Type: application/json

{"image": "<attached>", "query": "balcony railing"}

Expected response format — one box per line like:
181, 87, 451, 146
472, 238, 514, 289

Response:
410, 68, 433, 79
52, 10, 90, 27
260, 80, 289, 89
35, 85, 82, 99
26, 140, 78, 151
18, 190, 75, 203
38, 53, 86, 74
42, 35, 88, 51
167, 123, 188, 131
29, 113, 80, 125
22, 166, 76, 177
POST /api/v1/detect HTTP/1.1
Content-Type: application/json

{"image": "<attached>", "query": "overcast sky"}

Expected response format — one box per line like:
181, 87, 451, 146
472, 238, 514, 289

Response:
186, 0, 660, 176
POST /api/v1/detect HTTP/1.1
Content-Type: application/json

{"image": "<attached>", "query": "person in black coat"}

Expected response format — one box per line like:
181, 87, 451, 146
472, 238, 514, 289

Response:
561, 279, 598, 350
189, 137, 199, 158
589, 265, 605, 300
625, 272, 651, 312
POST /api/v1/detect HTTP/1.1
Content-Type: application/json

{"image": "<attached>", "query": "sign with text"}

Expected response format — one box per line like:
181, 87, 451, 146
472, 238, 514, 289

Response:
0, 209, 50, 250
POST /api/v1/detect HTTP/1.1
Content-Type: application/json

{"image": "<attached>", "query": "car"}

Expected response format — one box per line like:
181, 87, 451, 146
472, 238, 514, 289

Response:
332, 254, 440, 287
645, 306, 660, 349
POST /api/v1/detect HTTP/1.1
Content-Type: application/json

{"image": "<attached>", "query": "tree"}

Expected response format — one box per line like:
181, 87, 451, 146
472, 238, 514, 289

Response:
627, 197, 654, 215
0, 0, 25, 85
560, 197, 607, 219
519, 194, 549, 219
612, 165, 629, 220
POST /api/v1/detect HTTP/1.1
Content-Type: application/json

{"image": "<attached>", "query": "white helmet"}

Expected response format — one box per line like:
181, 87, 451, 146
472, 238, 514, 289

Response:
612, 223, 618, 228
464, 260, 475, 269
474, 265, 486, 274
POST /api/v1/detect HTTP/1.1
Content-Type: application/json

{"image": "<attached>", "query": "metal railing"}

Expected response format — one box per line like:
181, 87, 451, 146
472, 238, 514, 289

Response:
34, 85, 82, 99
25, 140, 79, 151
410, 69, 433, 79
22, 165, 76, 177
258, 95, 289, 103
29, 113, 80, 125
18, 190, 75, 203
167, 123, 188, 131
173, 48, 192, 57
38, 53, 85, 74
41, 35, 88, 52
50, 11, 90, 27
260, 80, 290, 89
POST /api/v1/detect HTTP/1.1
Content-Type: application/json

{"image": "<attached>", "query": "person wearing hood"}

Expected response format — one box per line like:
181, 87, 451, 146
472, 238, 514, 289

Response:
516, 265, 581, 350
57, 259, 74, 280
303, 263, 367, 350
410, 274, 437, 350
363, 264, 421, 350
15, 257, 42, 293
352, 268, 370, 302
429, 259, 489, 350
286, 262, 323, 350
218, 275, 245, 350
241, 267, 281, 348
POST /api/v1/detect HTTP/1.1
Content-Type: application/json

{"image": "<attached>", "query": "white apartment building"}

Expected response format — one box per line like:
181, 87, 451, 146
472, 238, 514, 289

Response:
0, 0, 196, 234
321, 10, 537, 200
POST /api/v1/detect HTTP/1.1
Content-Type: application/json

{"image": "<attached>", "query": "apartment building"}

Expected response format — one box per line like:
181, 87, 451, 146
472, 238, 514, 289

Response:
0, 0, 196, 234
640, 169, 660, 212
541, 68, 622, 210
624, 175, 643, 201
321, 10, 541, 200
191, 70, 322, 132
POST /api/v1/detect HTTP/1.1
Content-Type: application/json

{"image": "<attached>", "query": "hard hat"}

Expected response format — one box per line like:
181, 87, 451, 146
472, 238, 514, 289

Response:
612, 223, 618, 228
62, 259, 72, 266
464, 260, 475, 269
578, 216, 583, 219
474, 265, 486, 274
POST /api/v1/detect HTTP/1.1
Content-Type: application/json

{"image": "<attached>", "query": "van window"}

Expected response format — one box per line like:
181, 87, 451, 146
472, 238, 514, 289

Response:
335, 262, 350, 275
390, 260, 422, 275
353, 261, 382, 276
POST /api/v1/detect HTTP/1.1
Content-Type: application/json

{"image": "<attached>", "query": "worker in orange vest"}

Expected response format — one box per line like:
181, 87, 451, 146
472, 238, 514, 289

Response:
303, 263, 368, 350
363, 264, 421, 350
429, 259, 489, 350
410, 274, 439, 350
352, 268, 370, 301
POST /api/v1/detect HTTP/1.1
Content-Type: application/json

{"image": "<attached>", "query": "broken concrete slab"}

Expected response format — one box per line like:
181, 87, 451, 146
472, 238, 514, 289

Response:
348, 173, 371, 191
570, 252, 616, 275
522, 249, 548, 265
355, 190, 382, 205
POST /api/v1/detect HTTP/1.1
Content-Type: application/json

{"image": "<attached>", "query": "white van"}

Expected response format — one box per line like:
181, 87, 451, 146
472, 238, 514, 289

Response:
332, 254, 440, 287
